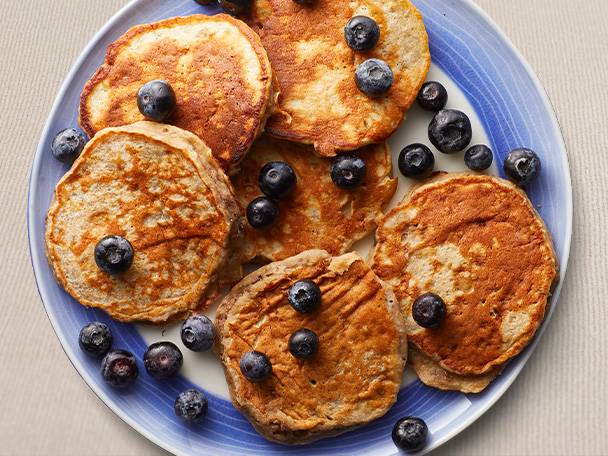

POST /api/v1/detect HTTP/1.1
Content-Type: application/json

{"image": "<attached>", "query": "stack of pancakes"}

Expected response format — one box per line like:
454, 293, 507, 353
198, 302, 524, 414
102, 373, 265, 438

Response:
46, 0, 558, 445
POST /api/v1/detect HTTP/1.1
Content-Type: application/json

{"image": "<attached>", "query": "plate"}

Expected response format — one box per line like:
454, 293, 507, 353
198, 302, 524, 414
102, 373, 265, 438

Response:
28, 0, 572, 454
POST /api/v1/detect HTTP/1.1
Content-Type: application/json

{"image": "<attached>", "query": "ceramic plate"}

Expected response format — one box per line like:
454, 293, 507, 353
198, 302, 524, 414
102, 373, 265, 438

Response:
28, 0, 571, 454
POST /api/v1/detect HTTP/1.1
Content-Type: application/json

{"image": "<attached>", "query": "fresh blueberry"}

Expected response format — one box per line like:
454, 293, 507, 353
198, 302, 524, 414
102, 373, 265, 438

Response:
79, 322, 113, 358
287, 279, 321, 314
101, 349, 138, 388
240, 351, 272, 382
175, 389, 208, 422
246, 197, 279, 229
143, 341, 183, 379
392, 416, 428, 452
398, 143, 435, 178
181, 315, 215, 352
218, 0, 252, 14
412, 293, 446, 329
417, 81, 448, 112
355, 58, 394, 97
51, 128, 86, 164
344, 16, 380, 51
465, 144, 494, 171
428, 109, 472, 153
259, 161, 296, 200
330, 155, 366, 189
94, 235, 134, 275
288, 328, 319, 360
504, 148, 541, 186
292, 0, 315, 5
137, 80, 176, 122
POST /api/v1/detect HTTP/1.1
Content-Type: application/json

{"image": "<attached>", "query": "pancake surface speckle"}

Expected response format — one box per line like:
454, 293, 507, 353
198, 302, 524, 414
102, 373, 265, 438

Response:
46, 121, 243, 323
79, 14, 275, 170
232, 135, 397, 262
371, 173, 558, 378
247, 0, 430, 155
215, 250, 406, 444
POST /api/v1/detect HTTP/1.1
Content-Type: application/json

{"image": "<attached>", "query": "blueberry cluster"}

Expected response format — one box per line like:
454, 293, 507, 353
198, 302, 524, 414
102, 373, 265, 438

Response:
397, 80, 542, 186
239, 279, 322, 383
246, 161, 297, 229
342, 15, 395, 98
79, 314, 216, 423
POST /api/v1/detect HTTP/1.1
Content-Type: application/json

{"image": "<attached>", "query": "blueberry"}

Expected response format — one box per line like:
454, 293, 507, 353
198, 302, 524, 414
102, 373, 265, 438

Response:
194, 0, 215, 4
428, 109, 472, 154
259, 161, 296, 200
79, 322, 113, 358
504, 148, 541, 186
465, 144, 494, 171
181, 315, 215, 352
344, 16, 380, 51
412, 293, 446, 329
143, 341, 183, 379
175, 389, 208, 422
101, 349, 138, 388
137, 80, 176, 122
240, 351, 272, 382
417, 81, 448, 112
246, 197, 279, 229
218, 0, 252, 15
51, 128, 86, 164
287, 279, 321, 314
392, 416, 428, 452
330, 155, 366, 189
398, 143, 435, 178
288, 328, 319, 359
94, 235, 134, 275
292, 0, 315, 4
355, 58, 393, 97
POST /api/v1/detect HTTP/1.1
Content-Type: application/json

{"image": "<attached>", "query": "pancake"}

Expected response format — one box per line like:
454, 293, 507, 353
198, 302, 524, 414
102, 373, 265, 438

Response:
79, 14, 276, 171
232, 135, 397, 263
247, 0, 430, 156
371, 173, 558, 379
215, 249, 406, 444
45, 121, 243, 323
408, 347, 501, 394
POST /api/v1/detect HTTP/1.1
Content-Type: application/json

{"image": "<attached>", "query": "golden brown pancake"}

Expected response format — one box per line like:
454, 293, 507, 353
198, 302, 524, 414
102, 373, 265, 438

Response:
247, 0, 430, 156
231, 135, 397, 263
215, 250, 406, 444
45, 122, 243, 323
371, 173, 558, 377
79, 14, 276, 170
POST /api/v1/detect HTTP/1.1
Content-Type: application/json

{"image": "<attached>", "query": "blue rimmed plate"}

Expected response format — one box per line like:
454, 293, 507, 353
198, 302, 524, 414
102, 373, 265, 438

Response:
28, 1, 571, 454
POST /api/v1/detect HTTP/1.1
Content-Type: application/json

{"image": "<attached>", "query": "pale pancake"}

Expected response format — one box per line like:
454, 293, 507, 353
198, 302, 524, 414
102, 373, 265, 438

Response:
46, 121, 243, 323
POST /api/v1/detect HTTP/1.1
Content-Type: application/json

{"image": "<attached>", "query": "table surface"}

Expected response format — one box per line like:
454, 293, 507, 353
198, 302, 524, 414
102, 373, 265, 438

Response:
1, 0, 606, 454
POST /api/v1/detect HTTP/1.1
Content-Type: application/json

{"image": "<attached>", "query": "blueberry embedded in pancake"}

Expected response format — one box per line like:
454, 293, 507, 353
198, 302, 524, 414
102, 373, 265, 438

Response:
215, 250, 407, 444
371, 173, 558, 391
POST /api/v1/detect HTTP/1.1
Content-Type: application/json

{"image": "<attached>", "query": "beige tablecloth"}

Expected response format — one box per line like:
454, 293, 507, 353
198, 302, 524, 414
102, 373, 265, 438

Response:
1, 0, 606, 454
